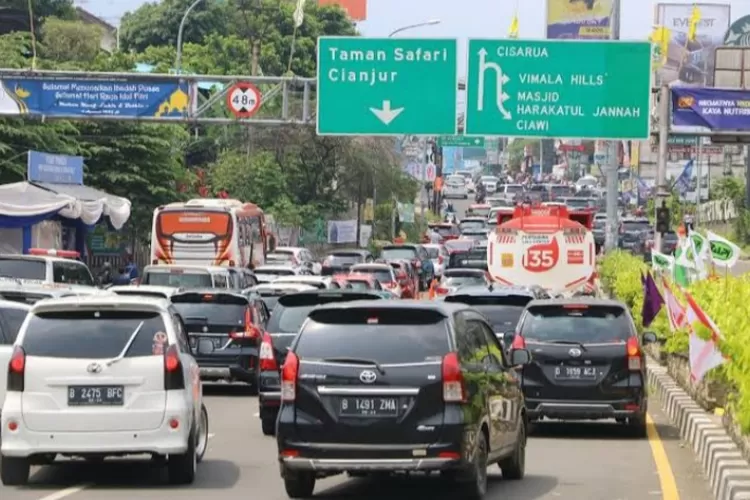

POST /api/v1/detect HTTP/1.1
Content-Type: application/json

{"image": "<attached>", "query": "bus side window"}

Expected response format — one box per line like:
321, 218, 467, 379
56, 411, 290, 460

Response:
250, 217, 261, 243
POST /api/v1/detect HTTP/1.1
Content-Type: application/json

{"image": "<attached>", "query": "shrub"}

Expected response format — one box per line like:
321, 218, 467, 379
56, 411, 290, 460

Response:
600, 251, 750, 432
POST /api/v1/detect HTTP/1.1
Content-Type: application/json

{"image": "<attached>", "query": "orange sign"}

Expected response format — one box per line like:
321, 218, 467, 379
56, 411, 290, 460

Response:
318, 0, 366, 20
157, 211, 231, 237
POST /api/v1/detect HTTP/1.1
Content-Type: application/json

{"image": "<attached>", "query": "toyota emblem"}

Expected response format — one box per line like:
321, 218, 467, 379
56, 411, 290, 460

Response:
568, 348, 582, 358
359, 370, 377, 384
87, 362, 102, 374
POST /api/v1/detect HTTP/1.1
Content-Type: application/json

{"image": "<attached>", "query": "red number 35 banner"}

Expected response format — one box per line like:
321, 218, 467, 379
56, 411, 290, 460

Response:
522, 236, 560, 273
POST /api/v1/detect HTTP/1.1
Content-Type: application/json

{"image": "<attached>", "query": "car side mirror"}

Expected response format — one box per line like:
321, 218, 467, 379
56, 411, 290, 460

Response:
642, 331, 658, 344
197, 339, 214, 355
510, 348, 532, 366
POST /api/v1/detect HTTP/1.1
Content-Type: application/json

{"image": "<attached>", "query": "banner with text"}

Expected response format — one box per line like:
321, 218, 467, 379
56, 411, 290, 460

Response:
546, 0, 616, 39
671, 87, 750, 130
27, 150, 83, 184
655, 3, 731, 85
0, 77, 195, 118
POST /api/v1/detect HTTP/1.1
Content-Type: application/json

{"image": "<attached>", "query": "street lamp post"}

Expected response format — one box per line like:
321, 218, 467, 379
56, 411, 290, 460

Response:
175, 0, 204, 74
388, 19, 441, 38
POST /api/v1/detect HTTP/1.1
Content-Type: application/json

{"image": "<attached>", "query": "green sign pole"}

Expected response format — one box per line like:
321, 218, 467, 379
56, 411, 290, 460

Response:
464, 40, 652, 139
316, 37, 458, 136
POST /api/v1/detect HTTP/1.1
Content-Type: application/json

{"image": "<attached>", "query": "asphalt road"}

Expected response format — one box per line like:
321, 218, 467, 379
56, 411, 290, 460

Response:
0, 382, 713, 500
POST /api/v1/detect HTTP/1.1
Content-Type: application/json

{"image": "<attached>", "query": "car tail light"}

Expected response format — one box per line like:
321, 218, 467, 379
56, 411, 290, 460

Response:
511, 335, 526, 350
230, 308, 261, 340
436, 287, 449, 295
383, 281, 397, 289
626, 337, 642, 370
164, 344, 185, 390
8, 346, 25, 392
259, 333, 278, 371
442, 352, 466, 403
281, 352, 299, 402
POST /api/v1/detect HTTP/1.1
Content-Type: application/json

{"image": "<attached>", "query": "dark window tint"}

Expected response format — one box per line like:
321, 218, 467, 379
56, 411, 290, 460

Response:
520, 305, 632, 343
0, 291, 54, 304
0, 259, 45, 280
459, 221, 486, 232
425, 247, 440, 258
1, 306, 28, 343
22, 310, 167, 359
442, 276, 485, 287
171, 293, 247, 326
381, 247, 417, 260
325, 253, 364, 265
52, 262, 94, 286
347, 280, 371, 291
259, 296, 280, 310
267, 253, 294, 263
445, 295, 532, 331
143, 271, 212, 288
255, 268, 295, 277
114, 291, 171, 299
622, 221, 651, 233
505, 185, 524, 194
295, 308, 450, 363
268, 305, 316, 333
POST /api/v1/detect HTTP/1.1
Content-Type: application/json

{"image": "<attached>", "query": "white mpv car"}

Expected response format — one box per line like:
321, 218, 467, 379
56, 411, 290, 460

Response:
0, 295, 209, 486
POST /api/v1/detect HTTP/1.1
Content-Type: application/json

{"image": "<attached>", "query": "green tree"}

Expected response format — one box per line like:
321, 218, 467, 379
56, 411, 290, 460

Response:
6, 0, 75, 21
40, 18, 102, 66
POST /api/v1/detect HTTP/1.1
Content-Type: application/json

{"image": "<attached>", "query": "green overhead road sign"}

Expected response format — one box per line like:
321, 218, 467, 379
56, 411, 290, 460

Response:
316, 37, 458, 136
464, 40, 652, 139
438, 136, 485, 148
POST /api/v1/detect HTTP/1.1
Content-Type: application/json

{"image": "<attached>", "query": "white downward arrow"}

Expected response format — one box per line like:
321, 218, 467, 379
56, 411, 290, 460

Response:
370, 100, 404, 125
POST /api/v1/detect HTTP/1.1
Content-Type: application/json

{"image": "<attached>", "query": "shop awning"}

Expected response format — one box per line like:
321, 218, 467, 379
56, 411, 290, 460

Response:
0, 182, 80, 228
33, 182, 131, 229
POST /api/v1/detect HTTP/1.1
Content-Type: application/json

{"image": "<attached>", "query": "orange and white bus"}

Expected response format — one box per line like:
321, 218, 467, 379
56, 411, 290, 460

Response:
150, 198, 271, 268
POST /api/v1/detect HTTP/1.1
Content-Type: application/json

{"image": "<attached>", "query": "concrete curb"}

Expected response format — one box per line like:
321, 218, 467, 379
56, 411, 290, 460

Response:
647, 359, 750, 499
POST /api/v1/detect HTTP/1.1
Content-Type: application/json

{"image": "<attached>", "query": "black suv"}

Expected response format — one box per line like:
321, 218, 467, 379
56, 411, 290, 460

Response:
508, 298, 657, 435
257, 290, 384, 435
171, 290, 263, 389
444, 284, 550, 350
276, 301, 531, 498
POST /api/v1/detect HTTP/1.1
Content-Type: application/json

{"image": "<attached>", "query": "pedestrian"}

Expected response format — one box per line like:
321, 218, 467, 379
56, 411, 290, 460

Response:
123, 253, 139, 282
111, 268, 131, 285
428, 227, 441, 244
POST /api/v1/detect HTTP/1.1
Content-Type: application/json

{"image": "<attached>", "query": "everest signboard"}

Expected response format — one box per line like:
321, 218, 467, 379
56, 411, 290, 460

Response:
671, 87, 750, 129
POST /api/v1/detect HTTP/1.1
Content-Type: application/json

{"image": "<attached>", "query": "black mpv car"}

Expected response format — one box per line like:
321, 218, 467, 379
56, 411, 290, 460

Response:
276, 301, 531, 499
508, 298, 657, 435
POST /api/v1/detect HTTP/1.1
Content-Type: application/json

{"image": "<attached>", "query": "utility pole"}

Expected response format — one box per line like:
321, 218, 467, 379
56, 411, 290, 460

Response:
654, 84, 670, 253
604, 0, 621, 252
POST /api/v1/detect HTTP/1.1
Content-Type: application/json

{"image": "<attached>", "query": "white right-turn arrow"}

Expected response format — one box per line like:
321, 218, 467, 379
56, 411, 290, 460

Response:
370, 100, 404, 125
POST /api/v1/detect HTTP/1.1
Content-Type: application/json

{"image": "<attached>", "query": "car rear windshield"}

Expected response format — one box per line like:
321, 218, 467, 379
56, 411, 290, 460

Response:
435, 226, 455, 237
459, 220, 486, 232
520, 305, 632, 343
505, 185, 523, 193
347, 280, 371, 291
550, 186, 574, 196
623, 221, 650, 233
445, 295, 532, 331
381, 247, 417, 260
0, 258, 45, 281
143, 270, 212, 288
268, 292, 383, 333
325, 253, 364, 266
295, 308, 450, 364
442, 276, 484, 287
267, 253, 294, 263
21, 310, 167, 359
1, 306, 28, 342
353, 269, 392, 283
256, 268, 295, 277
171, 292, 247, 326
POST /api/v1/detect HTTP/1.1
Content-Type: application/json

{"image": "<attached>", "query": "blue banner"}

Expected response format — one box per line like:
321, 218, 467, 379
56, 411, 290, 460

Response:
672, 87, 750, 129
27, 150, 83, 184
0, 77, 192, 118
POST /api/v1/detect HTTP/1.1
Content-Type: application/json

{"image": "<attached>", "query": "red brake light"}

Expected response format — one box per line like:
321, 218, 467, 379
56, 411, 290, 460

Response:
8, 346, 25, 392
164, 344, 185, 390
511, 335, 526, 350
281, 352, 299, 401
436, 287, 449, 295
165, 345, 180, 372
442, 352, 466, 403
563, 304, 589, 309
627, 337, 642, 370
259, 333, 278, 371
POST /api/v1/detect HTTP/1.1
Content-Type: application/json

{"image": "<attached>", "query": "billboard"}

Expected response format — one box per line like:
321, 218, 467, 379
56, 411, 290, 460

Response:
546, 0, 616, 39
318, 0, 366, 21
655, 3, 731, 85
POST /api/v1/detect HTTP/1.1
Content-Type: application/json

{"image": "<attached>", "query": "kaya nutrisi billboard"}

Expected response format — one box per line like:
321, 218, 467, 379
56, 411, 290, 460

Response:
546, 0, 617, 39
655, 3, 731, 85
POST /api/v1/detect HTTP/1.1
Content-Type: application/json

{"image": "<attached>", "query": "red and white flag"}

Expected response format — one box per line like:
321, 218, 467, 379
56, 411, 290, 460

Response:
661, 278, 686, 331
683, 291, 725, 383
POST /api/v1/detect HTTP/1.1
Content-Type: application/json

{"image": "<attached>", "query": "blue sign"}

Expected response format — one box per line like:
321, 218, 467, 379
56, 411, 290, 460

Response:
672, 87, 750, 129
27, 150, 84, 184
442, 147, 463, 175
0, 77, 191, 118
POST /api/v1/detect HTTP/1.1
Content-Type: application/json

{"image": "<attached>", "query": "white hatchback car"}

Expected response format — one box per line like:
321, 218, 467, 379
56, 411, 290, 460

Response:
0, 295, 208, 486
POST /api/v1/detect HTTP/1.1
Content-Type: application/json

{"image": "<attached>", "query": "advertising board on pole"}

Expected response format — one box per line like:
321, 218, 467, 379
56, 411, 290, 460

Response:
545, 0, 617, 40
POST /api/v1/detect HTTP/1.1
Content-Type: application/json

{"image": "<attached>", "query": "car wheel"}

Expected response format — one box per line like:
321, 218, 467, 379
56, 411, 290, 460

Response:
499, 419, 526, 479
628, 414, 647, 438
283, 470, 316, 498
196, 404, 209, 463
0, 456, 30, 486
167, 427, 197, 484
261, 417, 276, 436
459, 430, 488, 499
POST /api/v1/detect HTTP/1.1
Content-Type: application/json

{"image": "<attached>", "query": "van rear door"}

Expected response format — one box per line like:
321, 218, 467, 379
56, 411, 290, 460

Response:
19, 309, 168, 432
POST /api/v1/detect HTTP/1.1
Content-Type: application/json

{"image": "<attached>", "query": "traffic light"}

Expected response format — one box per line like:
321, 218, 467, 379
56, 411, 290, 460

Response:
656, 206, 670, 234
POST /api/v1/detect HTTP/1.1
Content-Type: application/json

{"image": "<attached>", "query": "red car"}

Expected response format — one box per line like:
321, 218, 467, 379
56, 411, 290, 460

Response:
386, 260, 417, 298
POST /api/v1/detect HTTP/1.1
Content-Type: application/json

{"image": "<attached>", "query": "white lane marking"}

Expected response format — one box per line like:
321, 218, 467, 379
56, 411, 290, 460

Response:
37, 484, 91, 500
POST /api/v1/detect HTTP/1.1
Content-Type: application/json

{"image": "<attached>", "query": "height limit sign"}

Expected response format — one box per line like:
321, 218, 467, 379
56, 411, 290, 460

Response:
227, 82, 262, 118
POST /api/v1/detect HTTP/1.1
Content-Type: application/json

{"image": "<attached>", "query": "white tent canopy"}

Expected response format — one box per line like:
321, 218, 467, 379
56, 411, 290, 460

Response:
0, 181, 131, 229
